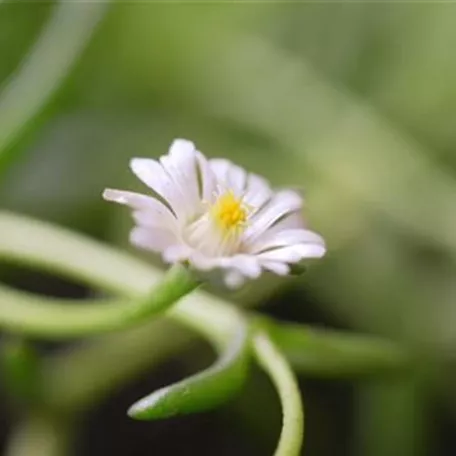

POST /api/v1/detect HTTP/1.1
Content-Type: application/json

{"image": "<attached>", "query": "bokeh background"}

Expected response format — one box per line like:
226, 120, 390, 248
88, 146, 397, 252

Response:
1, 1, 456, 455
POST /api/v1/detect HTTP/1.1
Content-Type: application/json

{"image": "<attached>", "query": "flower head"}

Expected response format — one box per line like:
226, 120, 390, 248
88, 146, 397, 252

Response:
103, 139, 326, 288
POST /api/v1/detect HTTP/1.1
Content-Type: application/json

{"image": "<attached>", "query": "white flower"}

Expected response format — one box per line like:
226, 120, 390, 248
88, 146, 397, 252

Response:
103, 139, 326, 288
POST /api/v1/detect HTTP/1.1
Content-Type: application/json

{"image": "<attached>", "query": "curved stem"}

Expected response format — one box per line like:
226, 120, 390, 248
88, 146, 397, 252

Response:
0, 211, 248, 414
0, 212, 245, 342
0, 211, 156, 296
0, 1, 107, 162
0, 265, 197, 338
253, 330, 304, 456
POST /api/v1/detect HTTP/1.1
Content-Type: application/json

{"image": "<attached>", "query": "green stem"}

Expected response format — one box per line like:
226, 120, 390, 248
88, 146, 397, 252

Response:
253, 330, 304, 456
0, 211, 246, 342
0, 265, 198, 338
0, 1, 107, 164
0, 211, 247, 412
0, 210, 410, 432
0, 211, 156, 296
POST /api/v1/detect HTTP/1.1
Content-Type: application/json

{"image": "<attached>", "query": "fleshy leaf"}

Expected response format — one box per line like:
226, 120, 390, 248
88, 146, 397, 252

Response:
268, 320, 408, 378
128, 322, 250, 420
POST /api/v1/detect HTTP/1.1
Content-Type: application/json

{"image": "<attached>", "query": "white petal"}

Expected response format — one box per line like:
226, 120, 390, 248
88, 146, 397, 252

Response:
169, 138, 196, 159
267, 212, 305, 232
261, 261, 290, 276
244, 173, 272, 209
160, 139, 200, 211
257, 244, 326, 263
187, 252, 216, 271
226, 254, 262, 278
132, 210, 176, 232
224, 270, 245, 289
103, 189, 161, 210
210, 158, 247, 195
107, 140, 326, 281
162, 245, 192, 263
130, 226, 176, 252
209, 158, 229, 183
249, 229, 325, 254
189, 253, 261, 278
188, 253, 260, 288
196, 151, 217, 203
130, 158, 186, 218
244, 190, 303, 242
103, 189, 177, 229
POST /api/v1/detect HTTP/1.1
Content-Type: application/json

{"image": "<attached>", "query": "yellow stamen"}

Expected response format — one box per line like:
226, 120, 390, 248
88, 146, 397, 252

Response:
211, 190, 248, 232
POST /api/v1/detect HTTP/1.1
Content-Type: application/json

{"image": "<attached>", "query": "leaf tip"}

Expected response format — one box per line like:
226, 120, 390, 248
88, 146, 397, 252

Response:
127, 388, 171, 420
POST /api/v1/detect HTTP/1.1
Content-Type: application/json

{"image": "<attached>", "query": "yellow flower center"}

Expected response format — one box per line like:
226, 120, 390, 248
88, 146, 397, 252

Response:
211, 190, 248, 232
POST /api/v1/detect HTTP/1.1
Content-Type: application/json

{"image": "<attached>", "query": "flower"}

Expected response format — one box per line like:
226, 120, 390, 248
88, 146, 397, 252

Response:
103, 139, 326, 288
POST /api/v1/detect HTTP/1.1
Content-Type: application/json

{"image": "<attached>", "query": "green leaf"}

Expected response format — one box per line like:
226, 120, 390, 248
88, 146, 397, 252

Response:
128, 321, 250, 420
269, 320, 409, 378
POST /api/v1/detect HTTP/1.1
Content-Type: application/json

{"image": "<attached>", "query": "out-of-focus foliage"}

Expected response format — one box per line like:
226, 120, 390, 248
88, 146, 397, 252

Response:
2, 2, 456, 455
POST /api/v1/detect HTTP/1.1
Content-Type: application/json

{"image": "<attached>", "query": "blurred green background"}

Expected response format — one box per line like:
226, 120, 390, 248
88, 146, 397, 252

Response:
1, 1, 456, 455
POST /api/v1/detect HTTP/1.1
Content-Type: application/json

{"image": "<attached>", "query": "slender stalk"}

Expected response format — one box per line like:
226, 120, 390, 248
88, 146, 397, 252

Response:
0, 1, 107, 163
0, 213, 248, 415
0, 212, 246, 344
0, 211, 157, 296
0, 210, 410, 429
253, 330, 304, 456
0, 265, 198, 338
